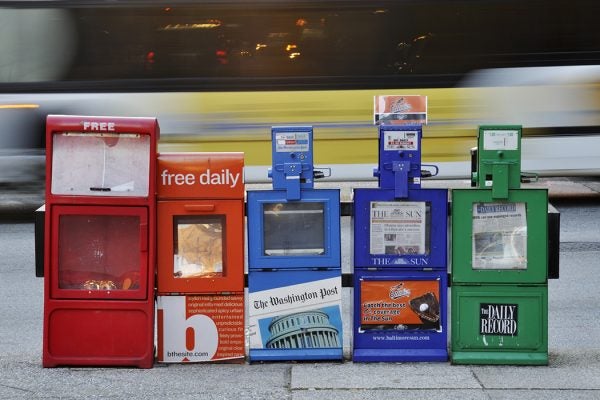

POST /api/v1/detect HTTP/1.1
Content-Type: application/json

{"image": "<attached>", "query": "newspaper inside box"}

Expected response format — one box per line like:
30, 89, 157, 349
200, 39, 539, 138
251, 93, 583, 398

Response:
368, 201, 431, 256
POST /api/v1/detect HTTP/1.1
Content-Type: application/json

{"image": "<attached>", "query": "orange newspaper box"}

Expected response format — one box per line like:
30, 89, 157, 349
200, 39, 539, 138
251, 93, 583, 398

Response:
156, 153, 244, 294
156, 152, 245, 363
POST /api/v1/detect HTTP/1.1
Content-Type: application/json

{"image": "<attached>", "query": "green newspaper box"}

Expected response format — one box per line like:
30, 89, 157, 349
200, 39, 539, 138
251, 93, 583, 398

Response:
451, 125, 549, 365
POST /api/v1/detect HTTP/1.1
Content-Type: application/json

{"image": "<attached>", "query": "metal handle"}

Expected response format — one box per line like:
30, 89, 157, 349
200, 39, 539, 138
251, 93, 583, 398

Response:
184, 204, 215, 212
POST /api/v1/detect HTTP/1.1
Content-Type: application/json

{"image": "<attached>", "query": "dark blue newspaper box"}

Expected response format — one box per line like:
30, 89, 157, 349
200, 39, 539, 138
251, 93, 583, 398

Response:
247, 126, 343, 361
353, 125, 448, 362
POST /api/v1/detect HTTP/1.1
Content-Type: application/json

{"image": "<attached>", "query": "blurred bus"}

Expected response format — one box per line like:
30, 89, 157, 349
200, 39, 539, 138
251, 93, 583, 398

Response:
0, 0, 599, 186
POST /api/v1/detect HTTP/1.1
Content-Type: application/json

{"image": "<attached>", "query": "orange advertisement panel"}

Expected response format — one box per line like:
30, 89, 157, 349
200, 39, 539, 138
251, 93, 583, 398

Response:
157, 294, 245, 363
157, 152, 244, 199
374, 95, 427, 125
360, 279, 440, 330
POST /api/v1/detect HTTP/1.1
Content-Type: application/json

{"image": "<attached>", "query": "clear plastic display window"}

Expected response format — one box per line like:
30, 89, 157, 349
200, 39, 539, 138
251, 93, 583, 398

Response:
472, 202, 528, 270
263, 202, 325, 256
58, 214, 142, 290
369, 201, 431, 256
173, 215, 224, 278
51, 132, 150, 196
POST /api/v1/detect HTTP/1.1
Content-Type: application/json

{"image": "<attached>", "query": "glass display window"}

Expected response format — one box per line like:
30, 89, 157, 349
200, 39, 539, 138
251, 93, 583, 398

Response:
352, 188, 447, 269
247, 190, 341, 270
157, 200, 244, 294
51, 132, 150, 196
451, 188, 547, 284
51, 205, 149, 299
173, 215, 224, 279
472, 202, 527, 270
262, 202, 325, 256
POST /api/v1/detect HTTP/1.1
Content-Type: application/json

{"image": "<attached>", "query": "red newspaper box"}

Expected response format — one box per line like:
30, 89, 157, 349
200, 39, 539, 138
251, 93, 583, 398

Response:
156, 153, 245, 363
43, 115, 158, 368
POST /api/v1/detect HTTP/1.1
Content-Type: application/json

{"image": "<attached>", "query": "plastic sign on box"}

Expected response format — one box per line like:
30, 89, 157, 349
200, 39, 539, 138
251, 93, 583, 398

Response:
374, 95, 427, 125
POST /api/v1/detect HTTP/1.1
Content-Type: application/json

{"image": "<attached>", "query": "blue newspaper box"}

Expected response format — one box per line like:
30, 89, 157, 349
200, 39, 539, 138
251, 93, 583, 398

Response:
353, 125, 448, 362
247, 126, 343, 361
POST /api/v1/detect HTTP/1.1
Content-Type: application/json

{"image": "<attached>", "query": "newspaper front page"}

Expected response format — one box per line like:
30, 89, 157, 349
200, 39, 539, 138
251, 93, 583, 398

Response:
370, 201, 426, 255
472, 202, 527, 270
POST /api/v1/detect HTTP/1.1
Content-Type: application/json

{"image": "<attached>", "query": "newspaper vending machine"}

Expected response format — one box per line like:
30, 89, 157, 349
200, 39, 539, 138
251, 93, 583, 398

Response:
451, 125, 549, 365
155, 152, 245, 363
247, 126, 343, 362
42, 115, 158, 368
352, 124, 449, 362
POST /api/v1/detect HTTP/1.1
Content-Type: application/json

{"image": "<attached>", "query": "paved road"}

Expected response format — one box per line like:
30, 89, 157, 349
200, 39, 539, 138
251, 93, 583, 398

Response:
1, 182, 600, 398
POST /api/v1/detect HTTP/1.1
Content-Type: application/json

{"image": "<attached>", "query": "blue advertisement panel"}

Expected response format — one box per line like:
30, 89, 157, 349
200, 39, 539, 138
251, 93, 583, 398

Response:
248, 270, 343, 361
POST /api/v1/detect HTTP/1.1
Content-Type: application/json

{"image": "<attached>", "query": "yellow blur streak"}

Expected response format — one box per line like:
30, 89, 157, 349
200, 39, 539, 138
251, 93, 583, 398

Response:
157, 87, 482, 165
0, 104, 40, 109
